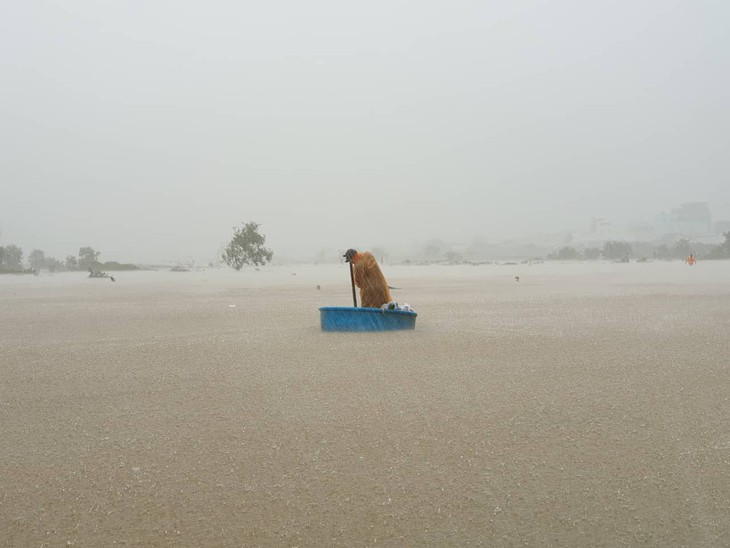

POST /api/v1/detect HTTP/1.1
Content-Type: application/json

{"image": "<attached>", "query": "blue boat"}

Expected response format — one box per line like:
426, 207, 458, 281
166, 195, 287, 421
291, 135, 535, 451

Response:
320, 306, 417, 332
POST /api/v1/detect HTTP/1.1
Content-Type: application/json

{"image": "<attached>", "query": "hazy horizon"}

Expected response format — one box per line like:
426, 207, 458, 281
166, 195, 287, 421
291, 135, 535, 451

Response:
2, 1, 729, 264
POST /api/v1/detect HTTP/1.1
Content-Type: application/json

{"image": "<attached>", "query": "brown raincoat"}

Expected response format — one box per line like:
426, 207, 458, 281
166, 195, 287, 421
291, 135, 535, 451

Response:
351, 251, 392, 308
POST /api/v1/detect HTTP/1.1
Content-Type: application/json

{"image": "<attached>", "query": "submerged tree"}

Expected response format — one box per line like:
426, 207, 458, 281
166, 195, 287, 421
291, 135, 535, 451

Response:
653, 244, 672, 261
721, 231, 730, 256
707, 231, 730, 259
46, 257, 64, 272
582, 247, 601, 260
602, 241, 633, 261
78, 247, 101, 269
222, 222, 273, 271
547, 246, 580, 260
672, 239, 692, 260
444, 250, 464, 264
29, 249, 46, 271
65, 255, 79, 270
1, 244, 23, 270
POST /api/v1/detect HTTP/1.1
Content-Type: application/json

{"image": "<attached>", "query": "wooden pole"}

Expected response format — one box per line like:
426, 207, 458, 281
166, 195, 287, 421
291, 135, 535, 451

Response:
349, 262, 357, 307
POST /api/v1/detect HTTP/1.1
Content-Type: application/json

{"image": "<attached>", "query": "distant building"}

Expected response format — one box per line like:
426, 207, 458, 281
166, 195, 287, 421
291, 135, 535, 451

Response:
655, 202, 713, 238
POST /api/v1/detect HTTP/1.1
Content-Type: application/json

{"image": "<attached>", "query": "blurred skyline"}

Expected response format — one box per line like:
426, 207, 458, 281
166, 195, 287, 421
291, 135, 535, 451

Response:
2, 1, 729, 263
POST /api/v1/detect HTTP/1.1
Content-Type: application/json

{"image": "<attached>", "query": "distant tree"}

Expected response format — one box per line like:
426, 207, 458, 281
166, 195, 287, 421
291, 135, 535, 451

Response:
1, 244, 23, 270
548, 246, 580, 260
65, 255, 79, 270
444, 251, 464, 264
222, 222, 273, 271
672, 239, 692, 260
46, 257, 64, 272
721, 231, 730, 256
602, 241, 633, 261
582, 247, 601, 260
78, 247, 101, 269
29, 249, 46, 270
88, 268, 109, 278
421, 239, 448, 262
170, 257, 194, 272
706, 231, 730, 260
652, 244, 671, 260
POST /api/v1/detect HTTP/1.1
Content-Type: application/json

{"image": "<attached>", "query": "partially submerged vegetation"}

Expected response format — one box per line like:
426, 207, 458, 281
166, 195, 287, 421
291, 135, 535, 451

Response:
384, 233, 730, 265
0, 244, 140, 274
545, 233, 730, 262
87, 268, 110, 278
2, 231, 729, 274
222, 221, 273, 270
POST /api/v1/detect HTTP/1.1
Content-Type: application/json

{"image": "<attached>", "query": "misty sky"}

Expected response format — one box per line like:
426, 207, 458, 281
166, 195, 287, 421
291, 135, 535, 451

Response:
2, 1, 729, 263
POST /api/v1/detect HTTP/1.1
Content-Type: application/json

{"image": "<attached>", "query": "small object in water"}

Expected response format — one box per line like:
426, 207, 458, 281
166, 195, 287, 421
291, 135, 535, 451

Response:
315, 284, 321, 290
514, 276, 520, 282
291, 272, 297, 276
228, 304, 237, 308
110, 276, 116, 282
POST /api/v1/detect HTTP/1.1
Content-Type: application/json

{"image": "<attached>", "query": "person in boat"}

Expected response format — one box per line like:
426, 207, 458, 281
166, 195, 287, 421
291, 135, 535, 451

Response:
344, 248, 393, 308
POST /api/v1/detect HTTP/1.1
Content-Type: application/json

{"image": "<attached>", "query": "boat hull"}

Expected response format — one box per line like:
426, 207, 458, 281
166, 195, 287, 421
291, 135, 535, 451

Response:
319, 307, 417, 332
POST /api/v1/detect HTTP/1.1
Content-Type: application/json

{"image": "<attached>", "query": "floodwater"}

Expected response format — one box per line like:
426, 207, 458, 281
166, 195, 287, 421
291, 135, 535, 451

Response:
1, 261, 729, 546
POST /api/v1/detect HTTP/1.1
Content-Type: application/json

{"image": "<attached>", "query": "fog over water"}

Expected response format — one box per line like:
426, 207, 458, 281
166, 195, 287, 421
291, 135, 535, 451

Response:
2, 1, 728, 263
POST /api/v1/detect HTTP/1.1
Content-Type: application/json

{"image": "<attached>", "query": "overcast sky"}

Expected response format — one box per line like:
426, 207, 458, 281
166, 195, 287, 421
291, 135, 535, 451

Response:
2, 1, 728, 263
